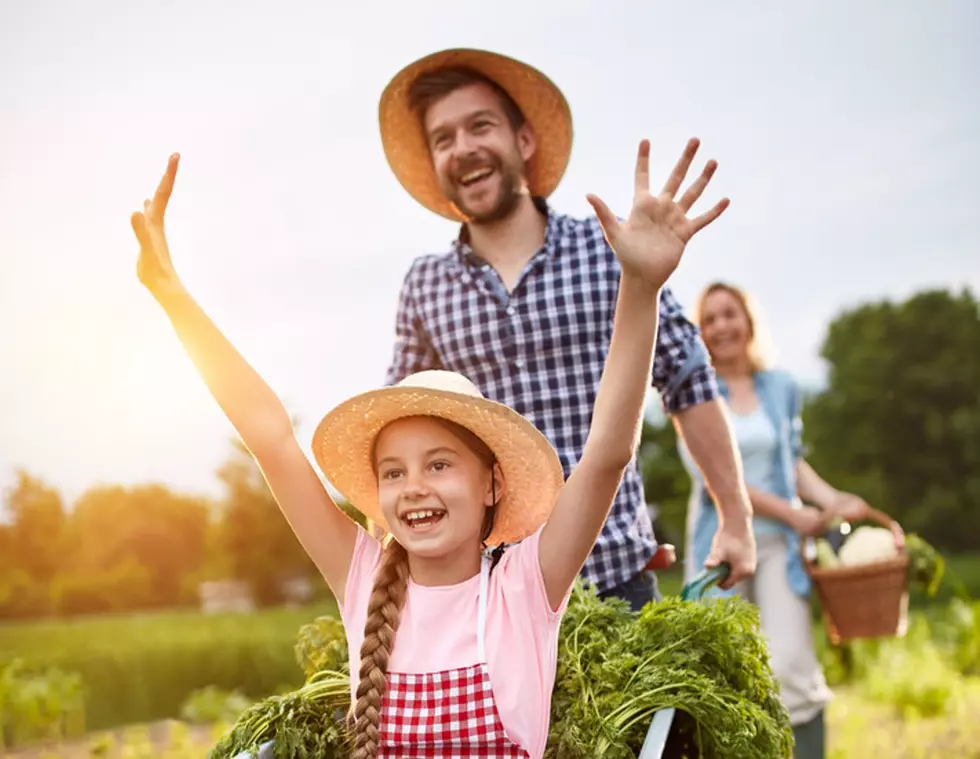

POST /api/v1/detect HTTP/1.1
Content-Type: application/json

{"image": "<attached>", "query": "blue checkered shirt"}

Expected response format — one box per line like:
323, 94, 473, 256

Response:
384, 199, 720, 593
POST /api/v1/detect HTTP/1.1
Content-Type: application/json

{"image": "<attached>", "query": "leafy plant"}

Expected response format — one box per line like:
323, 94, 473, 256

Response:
544, 584, 793, 759
0, 658, 86, 749
294, 616, 349, 680
181, 685, 254, 725
861, 633, 963, 719
208, 669, 352, 759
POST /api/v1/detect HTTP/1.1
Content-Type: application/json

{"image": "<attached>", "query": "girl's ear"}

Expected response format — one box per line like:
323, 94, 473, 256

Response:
486, 461, 506, 508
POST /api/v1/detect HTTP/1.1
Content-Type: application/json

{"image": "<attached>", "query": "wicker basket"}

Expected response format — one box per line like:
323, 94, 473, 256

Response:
803, 507, 910, 645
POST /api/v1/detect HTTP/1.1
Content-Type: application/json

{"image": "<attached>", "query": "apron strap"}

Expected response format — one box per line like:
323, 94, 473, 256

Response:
477, 552, 491, 662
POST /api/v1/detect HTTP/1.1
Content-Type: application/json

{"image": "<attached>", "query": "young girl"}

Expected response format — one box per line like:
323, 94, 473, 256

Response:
129, 138, 728, 759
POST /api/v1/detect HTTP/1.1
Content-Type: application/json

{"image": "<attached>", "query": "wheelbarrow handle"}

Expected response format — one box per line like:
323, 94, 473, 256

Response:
679, 562, 732, 601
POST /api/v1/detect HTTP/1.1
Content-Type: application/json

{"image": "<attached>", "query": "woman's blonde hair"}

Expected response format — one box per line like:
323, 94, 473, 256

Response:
350, 416, 498, 759
693, 281, 774, 373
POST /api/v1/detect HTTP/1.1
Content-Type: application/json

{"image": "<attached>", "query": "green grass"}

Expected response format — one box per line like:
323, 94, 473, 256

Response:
0, 602, 336, 732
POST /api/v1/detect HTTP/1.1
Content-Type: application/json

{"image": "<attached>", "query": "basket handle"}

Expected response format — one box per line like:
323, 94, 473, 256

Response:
802, 503, 906, 570
865, 505, 907, 550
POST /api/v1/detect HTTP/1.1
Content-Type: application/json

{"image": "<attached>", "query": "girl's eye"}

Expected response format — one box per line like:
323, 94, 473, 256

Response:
430, 460, 450, 472
382, 469, 402, 480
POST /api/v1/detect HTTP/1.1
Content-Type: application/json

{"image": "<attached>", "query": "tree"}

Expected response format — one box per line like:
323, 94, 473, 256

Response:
216, 440, 320, 605
61, 482, 210, 610
803, 287, 980, 552
638, 418, 691, 548
2, 470, 66, 583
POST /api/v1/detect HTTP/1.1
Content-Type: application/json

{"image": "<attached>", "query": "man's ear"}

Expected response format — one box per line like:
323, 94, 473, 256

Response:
517, 122, 537, 164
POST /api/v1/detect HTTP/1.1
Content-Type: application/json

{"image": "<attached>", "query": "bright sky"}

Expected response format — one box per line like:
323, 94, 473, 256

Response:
2, 0, 978, 507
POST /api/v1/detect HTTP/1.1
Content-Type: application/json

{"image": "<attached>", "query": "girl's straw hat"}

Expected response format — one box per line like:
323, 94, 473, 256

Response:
378, 47, 573, 221
312, 370, 565, 546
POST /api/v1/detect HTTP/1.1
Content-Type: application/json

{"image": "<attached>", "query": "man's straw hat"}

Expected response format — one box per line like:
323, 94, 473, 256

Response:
378, 48, 573, 221
312, 370, 565, 546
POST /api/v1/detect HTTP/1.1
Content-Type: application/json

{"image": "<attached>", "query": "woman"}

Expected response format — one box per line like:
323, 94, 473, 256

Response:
130, 138, 727, 758
680, 282, 877, 759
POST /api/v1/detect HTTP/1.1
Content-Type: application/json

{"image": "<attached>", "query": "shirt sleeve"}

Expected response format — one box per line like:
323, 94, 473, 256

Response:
384, 261, 442, 386
340, 525, 383, 616
651, 287, 721, 413
498, 527, 571, 622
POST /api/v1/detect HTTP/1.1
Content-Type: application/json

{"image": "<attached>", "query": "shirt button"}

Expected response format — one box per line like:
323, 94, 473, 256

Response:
514, 359, 524, 369
506, 305, 516, 315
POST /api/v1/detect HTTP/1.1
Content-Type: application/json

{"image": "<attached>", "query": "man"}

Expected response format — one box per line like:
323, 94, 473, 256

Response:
376, 48, 756, 607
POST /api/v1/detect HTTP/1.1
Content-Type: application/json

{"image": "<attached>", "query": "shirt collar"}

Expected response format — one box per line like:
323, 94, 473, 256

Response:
450, 196, 563, 270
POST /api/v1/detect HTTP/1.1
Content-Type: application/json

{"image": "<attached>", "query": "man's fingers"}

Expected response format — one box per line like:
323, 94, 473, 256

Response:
690, 197, 731, 235
704, 553, 734, 590
660, 137, 700, 199
677, 160, 718, 212
151, 153, 180, 219
586, 194, 620, 241
633, 139, 651, 197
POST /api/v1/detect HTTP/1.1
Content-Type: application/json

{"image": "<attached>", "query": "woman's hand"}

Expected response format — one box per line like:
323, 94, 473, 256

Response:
131, 153, 183, 297
790, 505, 833, 537
825, 491, 872, 523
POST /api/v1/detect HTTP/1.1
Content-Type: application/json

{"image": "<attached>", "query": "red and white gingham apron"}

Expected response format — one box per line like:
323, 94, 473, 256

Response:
378, 553, 530, 758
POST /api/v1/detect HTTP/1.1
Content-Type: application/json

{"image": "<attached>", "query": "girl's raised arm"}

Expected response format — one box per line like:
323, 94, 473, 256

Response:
131, 154, 358, 597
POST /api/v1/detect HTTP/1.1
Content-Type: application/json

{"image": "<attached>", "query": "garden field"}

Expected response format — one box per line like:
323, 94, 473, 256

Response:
3, 556, 979, 758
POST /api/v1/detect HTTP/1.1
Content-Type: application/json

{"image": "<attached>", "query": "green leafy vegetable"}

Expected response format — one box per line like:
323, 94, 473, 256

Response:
208, 669, 351, 759
294, 616, 349, 680
904, 534, 945, 597
209, 583, 793, 758
545, 585, 793, 758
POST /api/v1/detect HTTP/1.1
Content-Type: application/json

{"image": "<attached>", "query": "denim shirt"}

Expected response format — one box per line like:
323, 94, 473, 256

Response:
680, 369, 812, 598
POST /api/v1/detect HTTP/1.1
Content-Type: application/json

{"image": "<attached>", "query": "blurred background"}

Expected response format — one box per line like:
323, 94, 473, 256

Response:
1, 0, 978, 756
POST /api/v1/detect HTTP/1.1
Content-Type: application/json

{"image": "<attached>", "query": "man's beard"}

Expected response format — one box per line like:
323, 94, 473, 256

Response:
444, 159, 524, 225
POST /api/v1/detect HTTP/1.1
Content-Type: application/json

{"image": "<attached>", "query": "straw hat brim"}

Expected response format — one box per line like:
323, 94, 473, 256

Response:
311, 385, 565, 546
379, 48, 573, 221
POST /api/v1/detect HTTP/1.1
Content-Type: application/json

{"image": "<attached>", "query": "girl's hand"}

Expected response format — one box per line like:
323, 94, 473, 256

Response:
587, 138, 729, 290
131, 153, 183, 296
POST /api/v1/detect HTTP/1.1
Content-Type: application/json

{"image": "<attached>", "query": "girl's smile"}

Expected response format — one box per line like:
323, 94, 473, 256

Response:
374, 416, 499, 585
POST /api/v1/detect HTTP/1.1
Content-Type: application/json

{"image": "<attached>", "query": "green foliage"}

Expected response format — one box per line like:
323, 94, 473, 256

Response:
294, 616, 349, 680
0, 602, 335, 731
638, 417, 691, 546
946, 599, 980, 677
181, 686, 255, 725
1, 471, 66, 584
216, 442, 321, 607
906, 533, 946, 598
545, 583, 793, 759
0, 658, 86, 749
862, 634, 963, 719
0, 438, 335, 621
208, 670, 352, 759
0, 475, 213, 620
815, 597, 980, 717
803, 287, 980, 553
